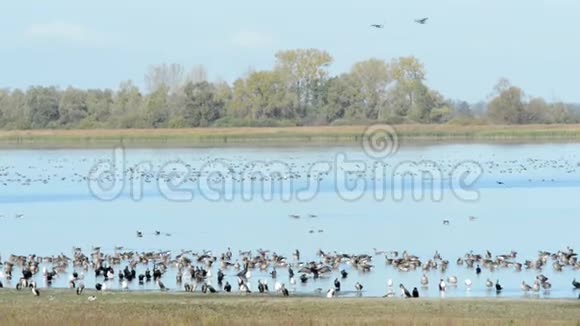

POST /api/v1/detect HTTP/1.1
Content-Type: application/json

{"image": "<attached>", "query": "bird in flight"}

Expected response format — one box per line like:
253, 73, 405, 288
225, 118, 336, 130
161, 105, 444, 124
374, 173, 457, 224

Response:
370, 24, 384, 29
415, 17, 428, 24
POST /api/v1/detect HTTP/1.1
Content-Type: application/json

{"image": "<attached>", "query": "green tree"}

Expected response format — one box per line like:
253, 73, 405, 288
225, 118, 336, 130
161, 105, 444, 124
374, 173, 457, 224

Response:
384, 57, 431, 122
25, 86, 60, 128
59, 87, 88, 127
84, 89, 113, 127
274, 49, 333, 119
144, 86, 169, 128
350, 59, 391, 119
112, 81, 143, 128
323, 74, 364, 123
228, 71, 296, 122
0, 89, 27, 129
487, 79, 526, 124
182, 81, 225, 127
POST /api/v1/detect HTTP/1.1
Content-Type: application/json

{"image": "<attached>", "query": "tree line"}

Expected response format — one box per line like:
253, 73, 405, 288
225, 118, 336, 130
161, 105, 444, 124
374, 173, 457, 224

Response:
0, 49, 578, 129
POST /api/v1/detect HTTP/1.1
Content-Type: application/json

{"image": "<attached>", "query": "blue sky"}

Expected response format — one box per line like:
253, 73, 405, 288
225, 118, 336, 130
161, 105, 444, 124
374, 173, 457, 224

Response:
1, 0, 579, 102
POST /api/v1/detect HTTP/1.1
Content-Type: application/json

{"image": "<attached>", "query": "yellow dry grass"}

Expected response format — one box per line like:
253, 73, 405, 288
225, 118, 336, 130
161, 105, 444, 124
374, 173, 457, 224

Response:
0, 290, 578, 326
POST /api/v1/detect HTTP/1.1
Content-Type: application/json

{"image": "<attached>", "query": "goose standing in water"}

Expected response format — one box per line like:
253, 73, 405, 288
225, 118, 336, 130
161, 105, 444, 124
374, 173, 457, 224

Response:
31, 282, 40, 296
383, 287, 396, 298
95, 283, 103, 291
572, 278, 580, 289
326, 288, 336, 298
486, 279, 494, 289
412, 287, 419, 298
340, 269, 348, 279
258, 280, 266, 293
438, 279, 446, 296
521, 281, 532, 292
334, 278, 341, 291
475, 265, 482, 275
532, 280, 541, 292
447, 276, 458, 286
495, 280, 503, 293
355, 282, 363, 292
542, 281, 552, 290
217, 269, 224, 285
239, 280, 251, 293
274, 281, 282, 292
293, 249, 300, 261
420, 274, 429, 287
204, 283, 217, 293
465, 279, 472, 289
223, 282, 232, 292
399, 284, 411, 298
121, 280, 129, 291
157, 279, 167, 291
281, 284, 289, 297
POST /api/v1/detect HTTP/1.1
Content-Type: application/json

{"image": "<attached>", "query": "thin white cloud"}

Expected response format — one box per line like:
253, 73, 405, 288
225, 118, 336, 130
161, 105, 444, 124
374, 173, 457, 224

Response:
231, 30, 274, 49
23, 21, 103, 45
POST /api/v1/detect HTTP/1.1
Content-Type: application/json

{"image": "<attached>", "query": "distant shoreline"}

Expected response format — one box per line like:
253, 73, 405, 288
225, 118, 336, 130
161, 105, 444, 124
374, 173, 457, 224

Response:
2, 124, 580, 148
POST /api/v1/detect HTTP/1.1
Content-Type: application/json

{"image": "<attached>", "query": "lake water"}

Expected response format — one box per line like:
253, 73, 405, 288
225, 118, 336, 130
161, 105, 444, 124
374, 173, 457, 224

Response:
0, 143, 579, 299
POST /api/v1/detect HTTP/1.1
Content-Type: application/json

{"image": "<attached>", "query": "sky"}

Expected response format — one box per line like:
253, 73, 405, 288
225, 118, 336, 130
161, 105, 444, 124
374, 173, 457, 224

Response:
1, 0, 579, 103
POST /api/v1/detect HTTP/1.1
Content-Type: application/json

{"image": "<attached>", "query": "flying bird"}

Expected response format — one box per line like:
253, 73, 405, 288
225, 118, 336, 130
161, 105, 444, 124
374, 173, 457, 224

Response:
415, 17, 428, 24
370, 24, 384, 29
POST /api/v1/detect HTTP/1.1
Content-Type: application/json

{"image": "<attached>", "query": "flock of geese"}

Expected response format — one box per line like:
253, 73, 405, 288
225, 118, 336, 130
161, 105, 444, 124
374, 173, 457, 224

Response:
1, 154, 578, 198
0, 247, 579, 300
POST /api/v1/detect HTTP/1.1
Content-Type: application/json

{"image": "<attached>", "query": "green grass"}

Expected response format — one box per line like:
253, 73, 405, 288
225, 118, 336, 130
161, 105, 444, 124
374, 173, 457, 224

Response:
1, 124, 580, 148
0, 290, 578, 325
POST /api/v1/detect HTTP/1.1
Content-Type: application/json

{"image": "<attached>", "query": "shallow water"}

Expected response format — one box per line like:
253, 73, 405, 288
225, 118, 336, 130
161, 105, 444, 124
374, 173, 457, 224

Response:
0, 143, 579, 299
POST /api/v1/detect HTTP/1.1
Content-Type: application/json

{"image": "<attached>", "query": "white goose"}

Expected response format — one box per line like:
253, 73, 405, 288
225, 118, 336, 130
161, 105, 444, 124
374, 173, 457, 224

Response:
420, 274, 429, 287
464, 279, 472, 289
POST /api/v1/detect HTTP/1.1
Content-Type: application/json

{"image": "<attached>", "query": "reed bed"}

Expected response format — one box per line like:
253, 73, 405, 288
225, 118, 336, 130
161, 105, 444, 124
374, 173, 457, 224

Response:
1, 125, 580, 148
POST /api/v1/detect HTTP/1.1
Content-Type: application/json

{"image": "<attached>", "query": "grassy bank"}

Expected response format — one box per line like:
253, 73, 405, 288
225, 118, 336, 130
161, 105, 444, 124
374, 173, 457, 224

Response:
0, 290, 578, 325
1, 124, 580, 148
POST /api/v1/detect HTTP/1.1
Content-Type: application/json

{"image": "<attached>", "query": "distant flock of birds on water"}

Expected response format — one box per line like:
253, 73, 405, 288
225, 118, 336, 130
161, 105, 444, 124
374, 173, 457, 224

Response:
0, 246, 579, 301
